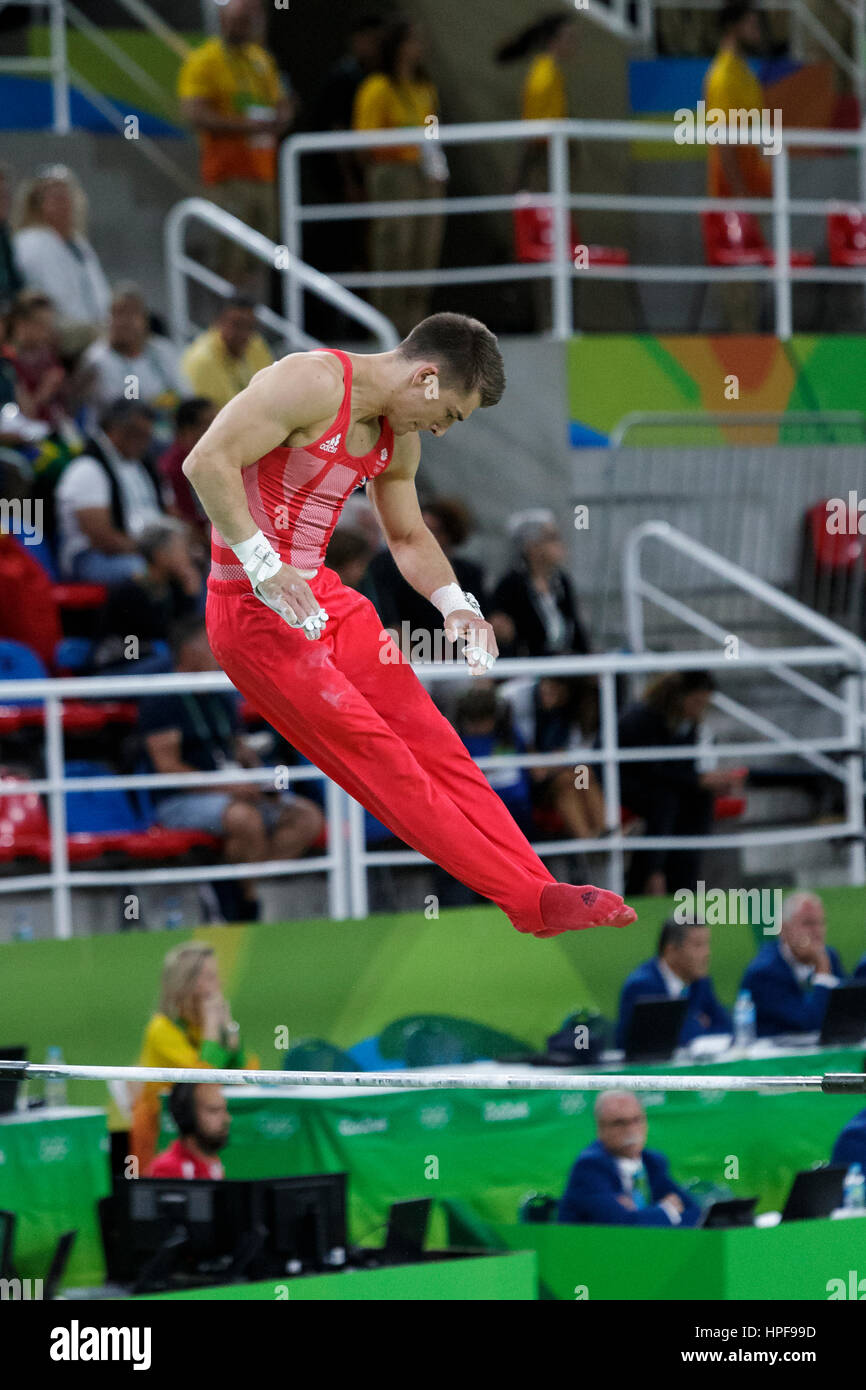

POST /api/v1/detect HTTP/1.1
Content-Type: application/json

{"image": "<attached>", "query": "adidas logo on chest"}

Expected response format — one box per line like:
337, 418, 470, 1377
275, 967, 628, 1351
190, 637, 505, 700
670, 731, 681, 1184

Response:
320, 433, 342, 454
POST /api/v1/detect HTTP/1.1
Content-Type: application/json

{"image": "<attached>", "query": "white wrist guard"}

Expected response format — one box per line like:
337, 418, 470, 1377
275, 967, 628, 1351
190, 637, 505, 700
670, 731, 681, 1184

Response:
431, 584, 484, 621
231, 530, 282, 588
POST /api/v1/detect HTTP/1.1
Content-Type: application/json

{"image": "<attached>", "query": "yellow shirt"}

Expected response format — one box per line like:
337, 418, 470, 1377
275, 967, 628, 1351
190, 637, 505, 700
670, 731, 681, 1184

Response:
352, 73, 439, 162
703, 49, 772, 197
130, 1013, 259, 1171
178, 38, 284, 184
522, 54, 567, 122
181, 328, 273, 409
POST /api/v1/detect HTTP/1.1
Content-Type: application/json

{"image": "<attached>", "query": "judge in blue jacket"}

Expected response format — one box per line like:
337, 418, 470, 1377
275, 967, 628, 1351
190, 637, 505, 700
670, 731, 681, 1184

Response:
558, 1090, 701, 1227
615, 919, 730, 1050
854, 954, 866, 981
831, 1108, 866, 1168
740, 892, 845, 1037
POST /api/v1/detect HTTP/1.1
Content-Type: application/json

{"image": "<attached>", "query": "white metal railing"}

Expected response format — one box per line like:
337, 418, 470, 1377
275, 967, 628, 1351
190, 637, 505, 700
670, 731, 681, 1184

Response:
624, 520, 866, 881
164, 198, 399, 352
1, 642, 863, 936
610, 411, 866, 447
0, 0, 193, 188
281, 117, 866, 342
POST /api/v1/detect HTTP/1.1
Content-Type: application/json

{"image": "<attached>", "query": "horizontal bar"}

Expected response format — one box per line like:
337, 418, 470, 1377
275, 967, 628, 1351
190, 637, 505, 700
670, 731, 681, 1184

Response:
2, 1060, 861, 1093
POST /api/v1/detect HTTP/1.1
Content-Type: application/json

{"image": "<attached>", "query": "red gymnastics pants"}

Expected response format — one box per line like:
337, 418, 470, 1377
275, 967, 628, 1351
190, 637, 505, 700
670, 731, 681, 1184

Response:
206, 566, 558, 935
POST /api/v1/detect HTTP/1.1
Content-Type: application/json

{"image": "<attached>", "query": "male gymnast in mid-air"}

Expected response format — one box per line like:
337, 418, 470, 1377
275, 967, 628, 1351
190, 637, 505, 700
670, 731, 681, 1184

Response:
184, 312, 636, 936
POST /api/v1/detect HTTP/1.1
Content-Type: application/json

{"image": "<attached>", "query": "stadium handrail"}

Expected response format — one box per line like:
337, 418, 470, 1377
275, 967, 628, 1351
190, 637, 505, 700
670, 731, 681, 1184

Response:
0, 643, 862, 936
281, 117, 866, 342
164, 197, 400, 350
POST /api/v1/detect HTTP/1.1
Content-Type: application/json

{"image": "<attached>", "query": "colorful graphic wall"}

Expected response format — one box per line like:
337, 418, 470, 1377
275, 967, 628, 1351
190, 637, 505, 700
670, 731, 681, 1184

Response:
568, 335, 866, 447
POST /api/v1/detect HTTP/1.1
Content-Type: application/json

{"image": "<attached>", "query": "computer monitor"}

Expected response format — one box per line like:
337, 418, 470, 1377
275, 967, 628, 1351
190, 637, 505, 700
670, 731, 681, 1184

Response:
781, 1166, 848, 1222
624, 998, 689, 1062
820, 983, 866, 1046
247, 1173, 348, 1277
0, 1047, 27, 1115
104, 1177, 252, 1292
383, 1198, 431, 1261
698, 1196, 758, 1229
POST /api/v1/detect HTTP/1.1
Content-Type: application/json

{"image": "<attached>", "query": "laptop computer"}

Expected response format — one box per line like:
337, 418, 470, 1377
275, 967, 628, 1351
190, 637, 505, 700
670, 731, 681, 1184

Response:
624, 998, 689, 1063
699, 1196, 758, 1229
820, 983, 866, 1046
781, 1166, 848, 1222
0, 1047, 28, 1115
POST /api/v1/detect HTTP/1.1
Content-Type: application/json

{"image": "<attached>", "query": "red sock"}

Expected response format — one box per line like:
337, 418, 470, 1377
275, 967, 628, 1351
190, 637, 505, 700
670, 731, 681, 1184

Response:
536, 883, 637, 938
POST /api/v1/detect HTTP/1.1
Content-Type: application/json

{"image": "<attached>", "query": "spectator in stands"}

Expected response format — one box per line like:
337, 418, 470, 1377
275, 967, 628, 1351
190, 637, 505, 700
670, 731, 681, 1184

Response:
130, 941, 257, 1173
353, 19, 446, 334
703, 2, 770, 331
147, 1083, 231, 1179
489, 509, 590, 659
311, 13, 386, 204
3, 291, 71, 428
53, 400, 165, 584
618, 670, 745, 896
831, 1105, 866, 1171
558, 1090, 700, 1226
157, 397, 218, 543
0, 531, 62, 670
0, 164, 23, 311
369, 497, 487, 657
740, 891, 845, 1037
12, 165, 110, 352
531, 675, 607, 840
89, 520, 202, 674
455, 681, 534, 836
138, 617, 325, 924
496, 12, 578, 190
181, 297, 272, 410
178, 0, 295, 289
81, 284, 190, 430
325, 525, 375, 591
616, 919, 731, 1050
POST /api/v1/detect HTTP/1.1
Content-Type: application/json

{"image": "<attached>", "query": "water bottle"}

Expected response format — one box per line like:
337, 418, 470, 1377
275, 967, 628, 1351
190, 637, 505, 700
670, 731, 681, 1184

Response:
164, 896, 184, 929
44, 1045, 67, 1109
843, 1163, 866, 1212
733, 990, 756, 1049
13, 906, 34, 941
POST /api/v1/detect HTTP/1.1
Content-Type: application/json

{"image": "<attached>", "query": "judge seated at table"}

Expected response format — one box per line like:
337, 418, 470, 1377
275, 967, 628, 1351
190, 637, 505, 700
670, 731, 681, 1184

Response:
831, 1107, 866, 1170
615, 919, 730, 1050
558, 1091, 701, 1227
739, 892, 845, 1038
147, 1083, 230, 1180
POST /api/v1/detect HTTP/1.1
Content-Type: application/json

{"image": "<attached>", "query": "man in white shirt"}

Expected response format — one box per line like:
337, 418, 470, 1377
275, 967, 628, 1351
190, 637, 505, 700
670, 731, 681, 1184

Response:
54, 401, 165, 584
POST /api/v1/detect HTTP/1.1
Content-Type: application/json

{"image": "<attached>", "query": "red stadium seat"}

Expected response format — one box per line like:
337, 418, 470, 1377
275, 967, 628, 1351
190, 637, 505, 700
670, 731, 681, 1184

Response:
804, 500, 865, 571
0, 772, 220, 867
827, 208, 866, 267
701, 211, 815, 268
513, 200, 630, 267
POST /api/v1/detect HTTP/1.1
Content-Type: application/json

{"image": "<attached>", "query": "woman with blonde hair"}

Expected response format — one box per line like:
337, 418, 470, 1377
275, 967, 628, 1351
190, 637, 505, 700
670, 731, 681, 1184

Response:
129, 941, 258, 1173
12, 164, 110, 351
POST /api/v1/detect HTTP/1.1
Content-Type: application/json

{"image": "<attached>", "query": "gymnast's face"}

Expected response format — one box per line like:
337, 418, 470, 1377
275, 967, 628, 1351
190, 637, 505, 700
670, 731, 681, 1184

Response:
597, 1096, 648, 1159
390, 366, 481, 438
